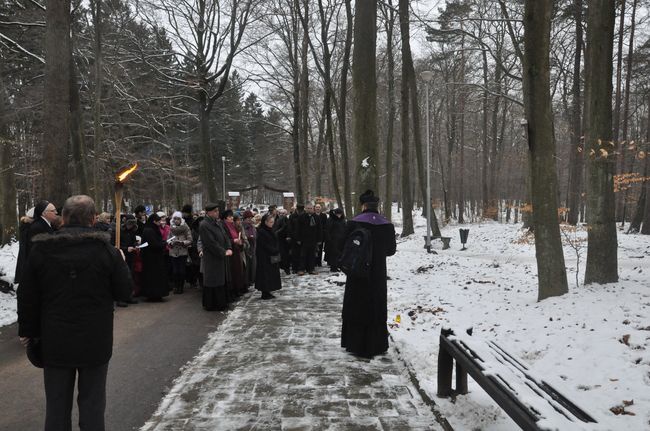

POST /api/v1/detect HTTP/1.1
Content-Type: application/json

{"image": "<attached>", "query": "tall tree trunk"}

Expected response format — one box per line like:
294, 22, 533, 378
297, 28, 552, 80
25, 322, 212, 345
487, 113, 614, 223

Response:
352, 0, 378, 195
481, 49, 490, 218
642, 153, 650, 234
584, 0, 619, 284
628, 154, 647, 233
290, 0, 304, 204
566, 0, 584, 225
522, 0, 569, 300
488, 53, 503, 221
315, 107, 326, 197
0, 77, 16, 244
69, 47, 88, 195
382, 0, 396, 222
198, 93, 218, 202
91, 0, 102, 202
300, 0, 310, 201
618, 0, 638, 226
400, 0, 441, 236
613, 0, 626, 219
42, 0, 71, 207
399, 5, 414, 236
339, 0, 353, 215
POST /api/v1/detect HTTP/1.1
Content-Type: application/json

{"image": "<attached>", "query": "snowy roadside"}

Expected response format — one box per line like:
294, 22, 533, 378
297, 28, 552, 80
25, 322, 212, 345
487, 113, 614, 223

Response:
0, 242, 18, 328
387, 211, 650, 430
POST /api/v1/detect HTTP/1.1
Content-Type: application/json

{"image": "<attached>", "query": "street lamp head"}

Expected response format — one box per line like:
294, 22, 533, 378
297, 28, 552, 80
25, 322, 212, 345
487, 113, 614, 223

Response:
420, 70, 434, 82
222, 156, 226, 162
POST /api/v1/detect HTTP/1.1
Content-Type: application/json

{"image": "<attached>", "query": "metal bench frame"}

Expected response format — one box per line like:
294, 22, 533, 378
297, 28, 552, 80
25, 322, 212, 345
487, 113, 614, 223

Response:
437, 328, 597, 431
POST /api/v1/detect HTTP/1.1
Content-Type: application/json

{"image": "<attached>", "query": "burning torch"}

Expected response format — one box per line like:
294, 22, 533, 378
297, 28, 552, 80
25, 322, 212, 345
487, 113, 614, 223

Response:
114, 163, 139, 248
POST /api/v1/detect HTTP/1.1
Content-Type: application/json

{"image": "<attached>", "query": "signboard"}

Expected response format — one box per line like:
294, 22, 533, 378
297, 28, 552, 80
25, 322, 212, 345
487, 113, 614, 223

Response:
227, 192, 241, 210
282, 192, 295, 210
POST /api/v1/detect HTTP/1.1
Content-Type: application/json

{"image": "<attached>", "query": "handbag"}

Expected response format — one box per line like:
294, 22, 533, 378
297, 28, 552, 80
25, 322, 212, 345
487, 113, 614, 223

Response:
26, 338, 43, 368
270, 255, 281, 264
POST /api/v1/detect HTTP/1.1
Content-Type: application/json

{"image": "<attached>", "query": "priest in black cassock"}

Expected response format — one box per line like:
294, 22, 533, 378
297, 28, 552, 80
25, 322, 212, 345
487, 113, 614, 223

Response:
341, 190, 397, 359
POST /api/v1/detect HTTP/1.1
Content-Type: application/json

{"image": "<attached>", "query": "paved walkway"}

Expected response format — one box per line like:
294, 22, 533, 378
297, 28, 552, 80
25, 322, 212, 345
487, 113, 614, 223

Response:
142, 270, 443, 431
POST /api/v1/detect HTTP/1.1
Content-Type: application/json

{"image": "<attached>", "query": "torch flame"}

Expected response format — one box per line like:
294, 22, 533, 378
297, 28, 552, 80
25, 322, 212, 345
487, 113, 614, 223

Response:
117, 163, 138, 183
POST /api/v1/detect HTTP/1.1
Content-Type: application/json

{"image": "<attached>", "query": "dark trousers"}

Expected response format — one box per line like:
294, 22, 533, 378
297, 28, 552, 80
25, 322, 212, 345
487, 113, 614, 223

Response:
290, 241, 301, 273
171, 256, 187, 281
315, 242, 324, 266
300, 242, 317, 273
44, 363, 108, 431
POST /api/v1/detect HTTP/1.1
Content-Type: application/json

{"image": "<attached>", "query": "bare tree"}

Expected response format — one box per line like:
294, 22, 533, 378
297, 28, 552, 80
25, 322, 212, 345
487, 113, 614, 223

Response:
584, 0, 619, 284
522, 0, 568, 300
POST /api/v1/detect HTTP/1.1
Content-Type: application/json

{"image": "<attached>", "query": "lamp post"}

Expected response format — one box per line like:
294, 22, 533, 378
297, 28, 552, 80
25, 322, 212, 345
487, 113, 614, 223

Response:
221, 156, 226, 200
421, 70, 434, 253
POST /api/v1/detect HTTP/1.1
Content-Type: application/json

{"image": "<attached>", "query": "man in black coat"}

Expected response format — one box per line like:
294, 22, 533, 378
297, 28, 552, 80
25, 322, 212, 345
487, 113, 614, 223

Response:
341, 190, 396, 359
274, 209, 291, 275
18, 195, 132, 431
296, 203, 322, 275
314, 203, 328, 267
287, 205, 304, 273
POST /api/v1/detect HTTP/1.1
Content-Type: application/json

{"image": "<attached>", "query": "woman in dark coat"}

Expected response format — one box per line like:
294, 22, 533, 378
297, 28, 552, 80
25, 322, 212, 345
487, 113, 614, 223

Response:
140, 213, 169, 301
341, 190, 396, 359
223, 210, 246, 298
255, 214, 282, 300
14, 213, 34, 284
324, 208, 346, 272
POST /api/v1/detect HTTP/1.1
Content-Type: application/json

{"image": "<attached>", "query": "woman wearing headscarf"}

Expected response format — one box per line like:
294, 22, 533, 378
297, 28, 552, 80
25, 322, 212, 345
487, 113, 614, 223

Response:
169, 211, 192, 294
255, 213, 282, 300
141, 213, 169, 301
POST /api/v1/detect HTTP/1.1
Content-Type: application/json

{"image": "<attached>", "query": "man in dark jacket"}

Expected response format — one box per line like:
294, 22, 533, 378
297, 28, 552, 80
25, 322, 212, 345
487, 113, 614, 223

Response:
314, 203, 328, 267
287, 204, 304, 273
18, 194, 132, 431
199, 202, 233, 311
296, 203, 322, 275
341, 190, 396, 359
274, 209, 291, 275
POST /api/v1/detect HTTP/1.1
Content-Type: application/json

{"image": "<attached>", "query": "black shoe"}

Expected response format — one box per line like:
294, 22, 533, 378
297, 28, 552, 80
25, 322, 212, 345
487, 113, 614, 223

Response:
261, 292, 275, 300
116, 301, 128, 308
125, 298, 139, 304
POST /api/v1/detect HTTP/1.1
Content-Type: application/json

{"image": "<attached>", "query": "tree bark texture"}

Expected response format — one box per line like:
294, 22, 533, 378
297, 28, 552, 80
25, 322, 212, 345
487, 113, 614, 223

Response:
566, 0, 584, 225
522, 0, 569, 300
584, 0, 619, 284
382, 0, 396, 222
42, 0, 71, 207
352, 0, 378, 195
299, 1, 310, 200
339, 0, 353, 216
0, 76, 16, 244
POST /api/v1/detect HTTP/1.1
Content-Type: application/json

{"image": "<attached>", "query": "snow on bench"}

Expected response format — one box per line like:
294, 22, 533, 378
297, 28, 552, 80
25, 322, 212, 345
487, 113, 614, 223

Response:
437, 328, 600, 431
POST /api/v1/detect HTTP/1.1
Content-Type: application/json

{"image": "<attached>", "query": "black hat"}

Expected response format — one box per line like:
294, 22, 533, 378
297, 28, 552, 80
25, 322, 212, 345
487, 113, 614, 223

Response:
181, 204, 193, 214
222, 209, 234, 219
205, 202, 219, 211
134, 205, 146, 215
34, 200, 50, 219
359, 190, 380, 204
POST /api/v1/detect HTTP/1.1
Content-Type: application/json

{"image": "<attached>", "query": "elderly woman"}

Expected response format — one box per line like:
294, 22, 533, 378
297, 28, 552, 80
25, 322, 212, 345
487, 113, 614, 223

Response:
255, 213, 282, 300
169, 211, 192, 294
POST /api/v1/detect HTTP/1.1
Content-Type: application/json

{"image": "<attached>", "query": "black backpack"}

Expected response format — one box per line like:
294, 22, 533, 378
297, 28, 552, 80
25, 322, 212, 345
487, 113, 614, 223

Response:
338, 226, 373, 278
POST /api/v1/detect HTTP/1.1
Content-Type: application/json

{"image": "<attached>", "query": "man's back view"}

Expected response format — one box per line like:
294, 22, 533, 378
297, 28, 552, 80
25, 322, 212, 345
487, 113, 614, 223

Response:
18, 195, 132, 431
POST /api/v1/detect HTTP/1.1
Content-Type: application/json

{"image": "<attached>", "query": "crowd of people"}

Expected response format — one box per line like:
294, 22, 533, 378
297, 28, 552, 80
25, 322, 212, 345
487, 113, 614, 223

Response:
14, 199, 350, 310
15, 190, 396, 431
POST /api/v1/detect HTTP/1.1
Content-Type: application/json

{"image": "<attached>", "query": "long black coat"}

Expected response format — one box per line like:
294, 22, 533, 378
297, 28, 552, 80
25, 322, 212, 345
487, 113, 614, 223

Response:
255, 225, 282, 293
17, 226, 132, 367
141, 223, 169, 298
26, 217, 54, 257
341, 211, 397, 358
324, 215, 346, 265
14, 219, 32, 284
297, 212, 322, 245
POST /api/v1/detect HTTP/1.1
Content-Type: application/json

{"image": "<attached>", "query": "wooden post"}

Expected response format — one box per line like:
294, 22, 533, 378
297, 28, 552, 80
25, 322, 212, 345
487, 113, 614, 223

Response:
456, 361, 468, 394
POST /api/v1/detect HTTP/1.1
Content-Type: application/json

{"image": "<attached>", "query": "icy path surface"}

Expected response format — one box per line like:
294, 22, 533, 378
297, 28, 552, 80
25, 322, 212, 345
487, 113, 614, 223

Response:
141, 271, 443, 431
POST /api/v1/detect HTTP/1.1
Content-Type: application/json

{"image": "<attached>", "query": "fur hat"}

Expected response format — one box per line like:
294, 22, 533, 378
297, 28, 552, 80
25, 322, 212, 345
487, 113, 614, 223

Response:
34, 200, 49, 219
359, 190, 380, 204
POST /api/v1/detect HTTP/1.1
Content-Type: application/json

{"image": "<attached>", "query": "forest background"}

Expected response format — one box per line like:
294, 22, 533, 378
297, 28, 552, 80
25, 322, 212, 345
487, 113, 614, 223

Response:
1, 0, 649, 257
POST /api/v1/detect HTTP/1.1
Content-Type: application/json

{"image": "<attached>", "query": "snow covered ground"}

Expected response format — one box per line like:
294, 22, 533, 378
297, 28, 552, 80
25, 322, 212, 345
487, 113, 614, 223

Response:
387, 211, 650, 430
0, 242, 18, 328
1, 212, 648, 430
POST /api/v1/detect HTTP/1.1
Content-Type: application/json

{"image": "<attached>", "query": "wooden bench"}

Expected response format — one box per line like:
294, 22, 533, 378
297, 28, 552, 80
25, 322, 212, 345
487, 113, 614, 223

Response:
437, 328, 597, 430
